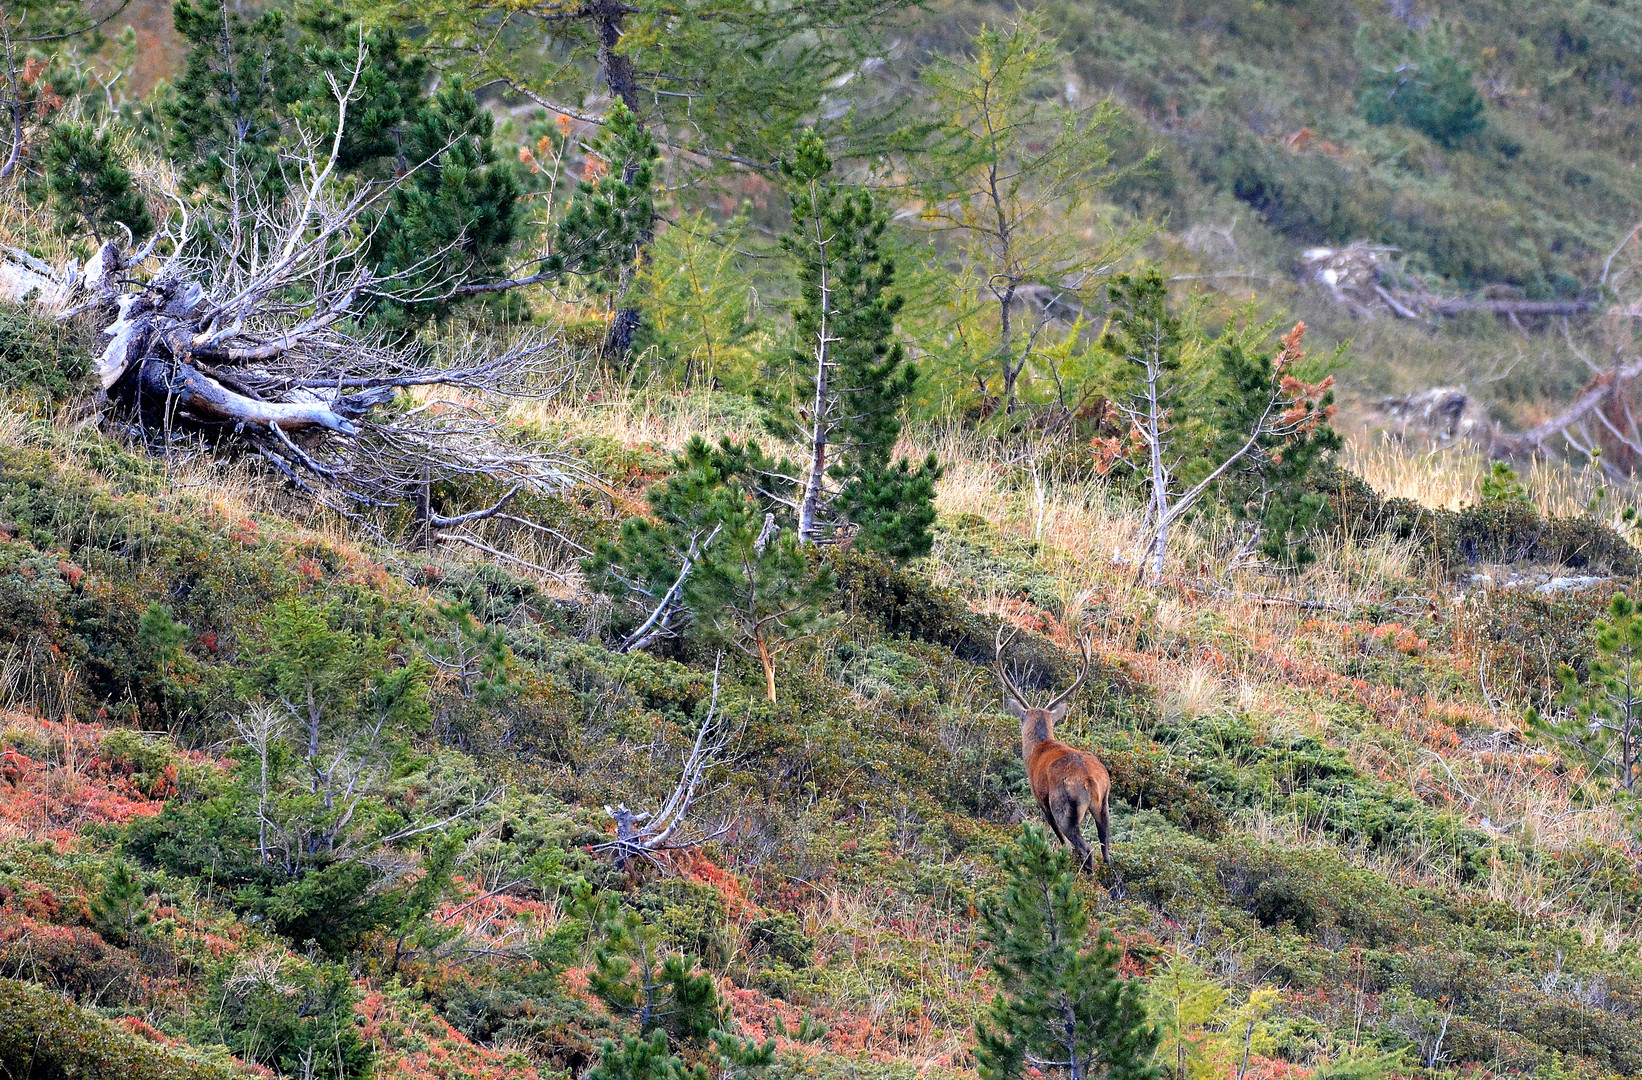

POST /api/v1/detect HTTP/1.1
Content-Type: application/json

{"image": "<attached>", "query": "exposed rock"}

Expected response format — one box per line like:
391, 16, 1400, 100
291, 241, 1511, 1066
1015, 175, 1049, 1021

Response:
1376, 386, 1483, 445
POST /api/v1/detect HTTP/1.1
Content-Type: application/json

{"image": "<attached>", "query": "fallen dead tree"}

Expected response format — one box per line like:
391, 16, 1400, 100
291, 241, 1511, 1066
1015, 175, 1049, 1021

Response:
1489, 359, 1642, 475
0, 50, 580, 526
1298, 243, 1594, 325
595, 657, 735, 869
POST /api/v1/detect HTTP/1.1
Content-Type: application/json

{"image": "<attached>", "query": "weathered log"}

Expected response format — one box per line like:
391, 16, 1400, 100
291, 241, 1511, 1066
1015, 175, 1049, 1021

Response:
1490, 359, 1642, 460
1423, 298, 1595, 317
134, 359, 388, 433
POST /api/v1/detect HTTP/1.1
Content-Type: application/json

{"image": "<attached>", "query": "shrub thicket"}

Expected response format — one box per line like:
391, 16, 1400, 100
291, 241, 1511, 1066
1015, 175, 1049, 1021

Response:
0, 304, 91, 402
1357, 26, 1487, 147
0, 978, 249, 1080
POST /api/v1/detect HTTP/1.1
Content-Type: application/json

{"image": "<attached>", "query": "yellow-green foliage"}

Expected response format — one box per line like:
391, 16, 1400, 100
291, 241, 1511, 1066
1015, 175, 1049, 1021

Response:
0, 303, 91, 403
0, 978, 250, 1080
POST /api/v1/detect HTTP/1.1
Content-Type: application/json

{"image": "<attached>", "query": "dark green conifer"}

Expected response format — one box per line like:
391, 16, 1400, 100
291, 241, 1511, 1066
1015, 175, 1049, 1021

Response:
544, 102, 658, 294
764, 131, 940, 560
1535, 593, 1642, 798
32, 122, 152, 241
166, 0, 301, 194
371, 79, 521, 323
586, 902, 775, 1080
584, 435, 829, 700
975, 825, 1159, 1080
590, 902, 723, 1046
293, 5, 428, 173
90, 861, 152, 945
1357, 25, 1486, 147
1209, 330, 1341, 567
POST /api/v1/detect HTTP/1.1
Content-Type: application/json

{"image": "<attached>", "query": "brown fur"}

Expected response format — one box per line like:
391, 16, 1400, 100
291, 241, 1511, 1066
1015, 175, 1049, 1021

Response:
1006, 700, 1112, 870
996, 630, 1111, 871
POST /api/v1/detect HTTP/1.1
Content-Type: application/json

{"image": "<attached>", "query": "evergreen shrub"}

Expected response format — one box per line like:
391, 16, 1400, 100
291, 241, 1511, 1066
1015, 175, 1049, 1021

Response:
0, 302, 91, 402
0, 978, 248, 1080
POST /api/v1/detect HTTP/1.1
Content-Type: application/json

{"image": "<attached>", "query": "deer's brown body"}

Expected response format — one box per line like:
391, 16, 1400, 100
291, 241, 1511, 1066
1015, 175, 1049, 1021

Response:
997, 630, 1111, 870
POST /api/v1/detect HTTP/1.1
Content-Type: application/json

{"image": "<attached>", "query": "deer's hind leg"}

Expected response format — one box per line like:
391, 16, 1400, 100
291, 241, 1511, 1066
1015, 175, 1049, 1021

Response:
1094, 794, 1111, 865
1038, 797, 1068, 844
1052, 795, 1095, 873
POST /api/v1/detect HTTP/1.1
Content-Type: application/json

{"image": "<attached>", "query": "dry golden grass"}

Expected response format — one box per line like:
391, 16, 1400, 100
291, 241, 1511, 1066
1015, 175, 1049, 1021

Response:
510, 381, 770, 457
1163, 663, 1225, 721
1342, 431, 1613, 519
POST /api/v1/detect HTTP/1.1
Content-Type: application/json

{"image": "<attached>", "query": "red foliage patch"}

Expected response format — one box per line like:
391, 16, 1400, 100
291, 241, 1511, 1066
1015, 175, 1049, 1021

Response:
0, 912, 141, 1002
358, 989, 541, 1080
0, 719, 170, 847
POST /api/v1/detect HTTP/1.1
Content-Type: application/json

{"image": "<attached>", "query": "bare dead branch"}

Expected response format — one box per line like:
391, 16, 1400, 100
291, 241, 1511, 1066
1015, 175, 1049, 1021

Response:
593, 656, 733, 867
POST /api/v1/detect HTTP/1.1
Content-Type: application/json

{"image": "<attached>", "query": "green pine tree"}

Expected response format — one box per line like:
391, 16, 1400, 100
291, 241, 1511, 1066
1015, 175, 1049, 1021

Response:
909, 16, 1133, 413
417, 599, 514, 705
975, 825, 1160, 1080
764, 131, 940, 560
1208, 327, 1341, 568
370, 77, 522, 325
163, 0, 519, 321
590, 902, 723, 1046
585, 435, 789, 651
1535, 593, 1642, 798
689, 497, 835, 703
30, 121, 152, 242
89, 861, 152, 946
543, 102, 659, 295
1357, 24, 1486, 147
589, 1030, 703, 1080
1477, 461, 1530, 506
584, 435, 830, 700
1145, 953, 1225, 1080
1, 0, 120, 186
383, 0, 896, 358
292, 3, 429, 174
587, 902, 775, 1080
165, 0, 302, 194
839, 459, 941, 563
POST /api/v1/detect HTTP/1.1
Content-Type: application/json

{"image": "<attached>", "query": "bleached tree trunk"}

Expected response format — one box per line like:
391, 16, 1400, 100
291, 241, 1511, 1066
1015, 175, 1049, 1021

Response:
1142, 340, 1171, 581
0, 47, 577, 519
796, 182, 835, 546
1119, 325, 1326, 584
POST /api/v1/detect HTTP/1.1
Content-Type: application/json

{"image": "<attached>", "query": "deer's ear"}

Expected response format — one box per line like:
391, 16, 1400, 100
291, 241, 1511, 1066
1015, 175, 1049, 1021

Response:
1000, 694, 1031, 720
1046, 701, 1071, 725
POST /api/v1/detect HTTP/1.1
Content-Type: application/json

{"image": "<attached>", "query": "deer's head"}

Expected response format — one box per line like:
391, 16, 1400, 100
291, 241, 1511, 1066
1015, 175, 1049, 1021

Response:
995, 625, 1092, 751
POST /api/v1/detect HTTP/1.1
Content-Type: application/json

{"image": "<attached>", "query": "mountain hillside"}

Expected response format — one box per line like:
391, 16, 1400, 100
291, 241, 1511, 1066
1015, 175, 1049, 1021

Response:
3, 361, 1642, 1078
3, 2, 1642, 1080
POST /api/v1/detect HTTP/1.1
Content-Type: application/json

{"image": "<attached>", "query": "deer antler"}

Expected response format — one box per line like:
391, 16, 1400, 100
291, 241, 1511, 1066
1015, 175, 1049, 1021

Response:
994, 623, 1029, 707
1043, 633, 1094, 714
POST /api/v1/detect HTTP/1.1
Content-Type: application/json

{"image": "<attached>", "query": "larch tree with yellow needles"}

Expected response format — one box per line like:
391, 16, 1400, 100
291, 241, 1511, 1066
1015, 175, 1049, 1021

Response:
910, 15, 1138, 414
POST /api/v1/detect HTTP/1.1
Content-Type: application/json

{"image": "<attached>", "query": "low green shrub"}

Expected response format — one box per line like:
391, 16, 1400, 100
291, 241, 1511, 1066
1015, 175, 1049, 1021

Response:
1357, 25, 1487, 147
1101, 743, 1226, 837
0, 303, 91, 402
0, 977, 248, 1080
634, 879, 730, 966
1114, 832, 1413, 946
1327, 468, 1642, 576
1452, 584, 1612, 700
190, 954, 372, 1080
746, 912, 814, 968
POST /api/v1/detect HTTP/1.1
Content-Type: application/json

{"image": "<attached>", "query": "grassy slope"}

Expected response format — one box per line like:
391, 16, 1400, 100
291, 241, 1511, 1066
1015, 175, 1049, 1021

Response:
8, 5, 1642, 1075
3, 375, 1642, 1079
888, 0, 1642, 427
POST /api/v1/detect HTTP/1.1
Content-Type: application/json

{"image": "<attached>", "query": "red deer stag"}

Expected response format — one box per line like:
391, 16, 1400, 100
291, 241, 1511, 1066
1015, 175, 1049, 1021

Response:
995, 627, 1111, 870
